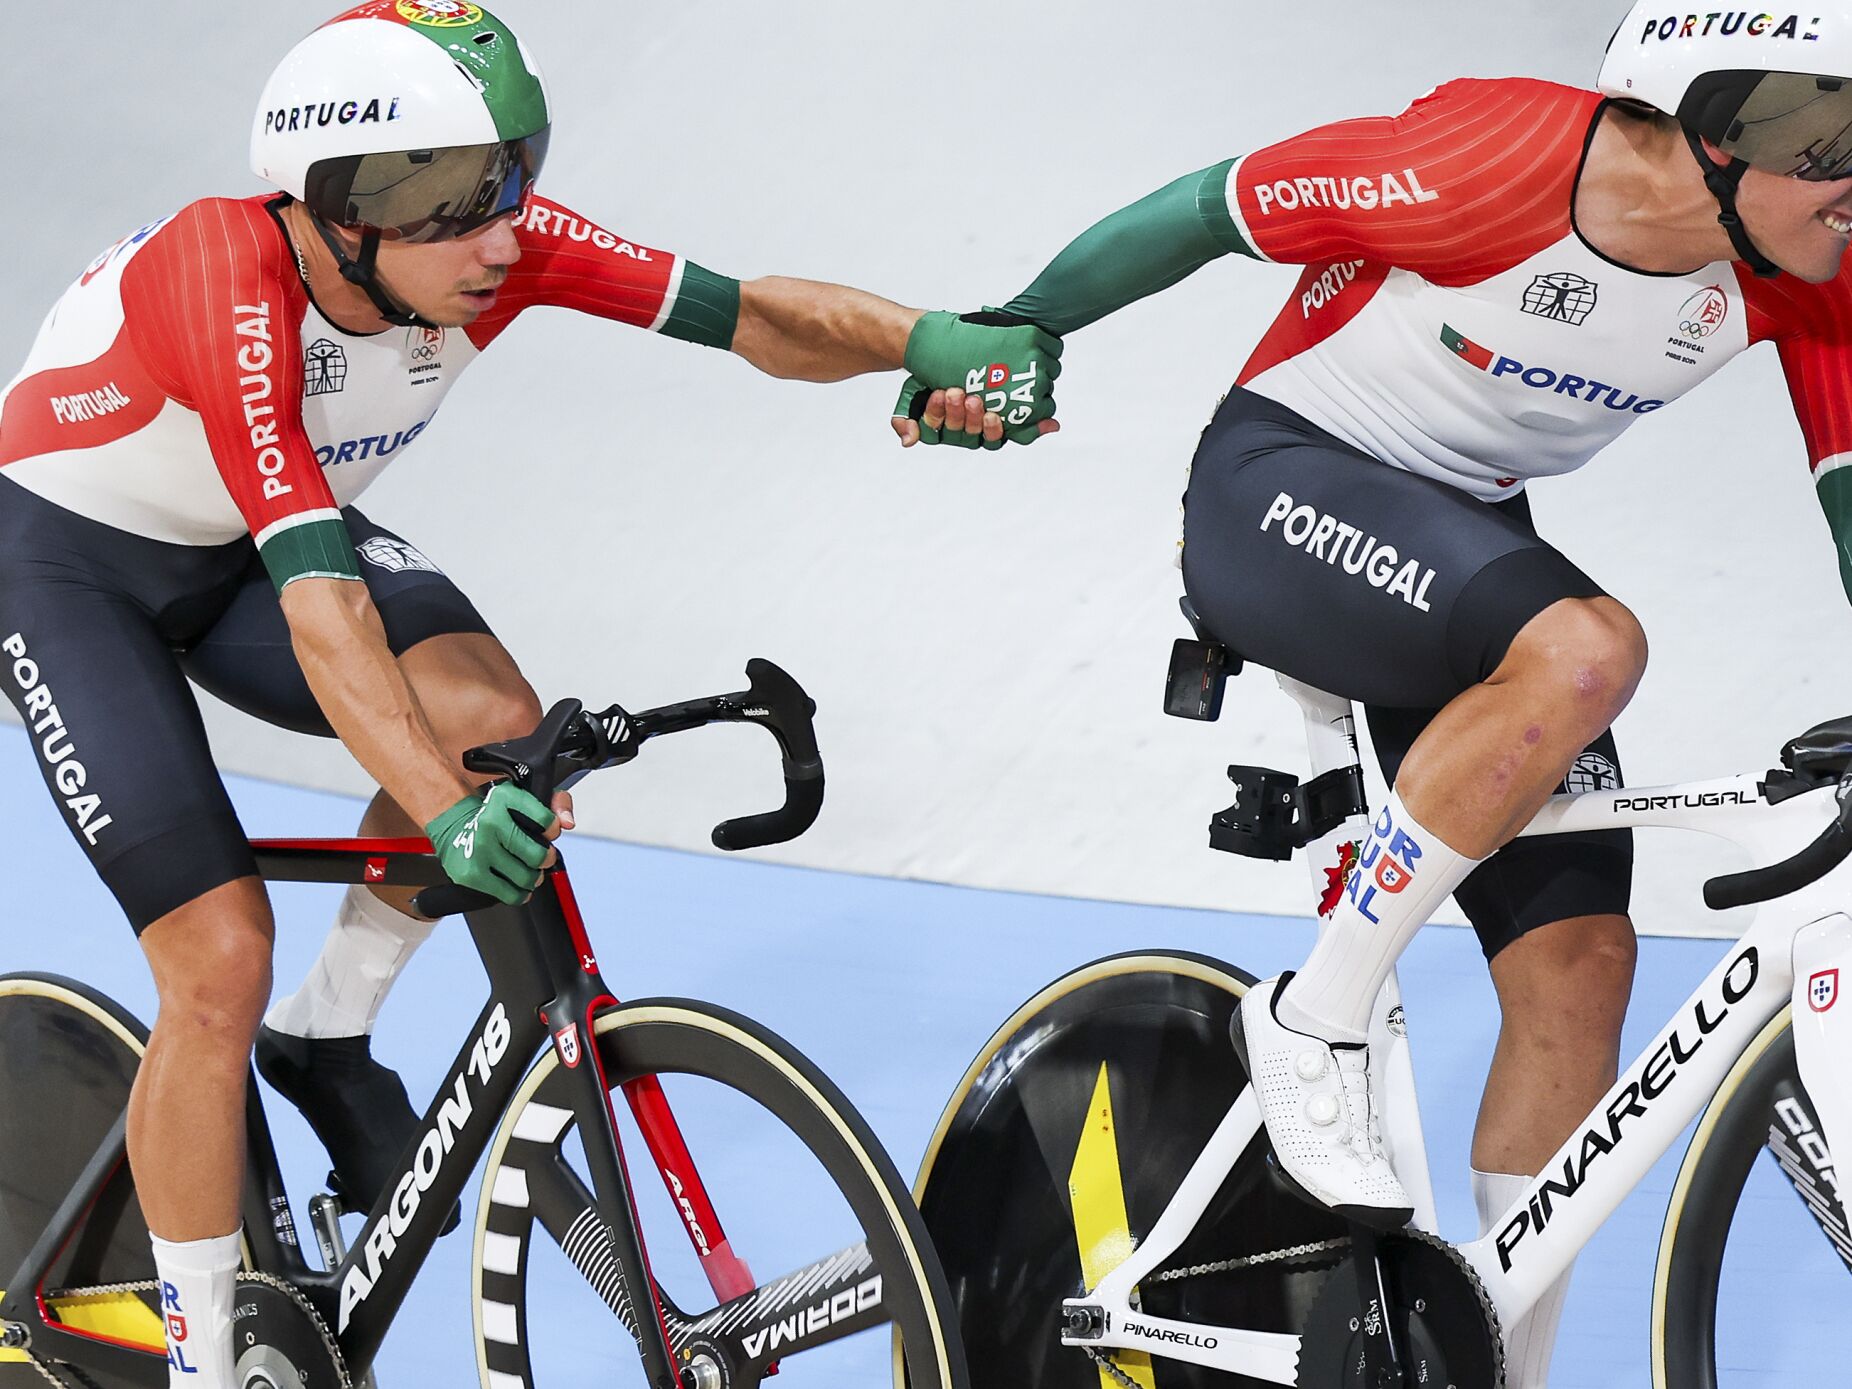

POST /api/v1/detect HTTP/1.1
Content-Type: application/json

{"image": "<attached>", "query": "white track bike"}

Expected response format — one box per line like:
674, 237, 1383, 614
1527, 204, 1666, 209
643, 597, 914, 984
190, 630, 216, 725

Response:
910, 636, 1852, 1388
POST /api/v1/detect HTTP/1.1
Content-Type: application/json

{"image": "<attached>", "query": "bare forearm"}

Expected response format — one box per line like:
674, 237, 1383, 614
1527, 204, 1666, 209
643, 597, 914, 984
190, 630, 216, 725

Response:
281, 580, 470, 827
731, 276, 923, 381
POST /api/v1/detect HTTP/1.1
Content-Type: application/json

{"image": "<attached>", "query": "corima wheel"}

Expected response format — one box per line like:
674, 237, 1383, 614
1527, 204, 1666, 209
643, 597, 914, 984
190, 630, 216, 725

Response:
0, 975, 161, 1389
1654, 1008, 1852, 1388
471, 998, 966, 1389
908, 951, 1349, 1389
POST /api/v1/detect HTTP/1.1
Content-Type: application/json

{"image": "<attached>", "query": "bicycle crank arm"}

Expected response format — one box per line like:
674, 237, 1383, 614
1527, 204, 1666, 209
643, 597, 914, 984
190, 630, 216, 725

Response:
1058, 1298, 1301, 1384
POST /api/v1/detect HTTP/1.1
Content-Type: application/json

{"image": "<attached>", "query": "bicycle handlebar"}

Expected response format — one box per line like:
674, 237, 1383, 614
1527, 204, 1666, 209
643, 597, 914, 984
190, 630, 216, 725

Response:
1703, 813, 1852, 911
412, 658, 823, 917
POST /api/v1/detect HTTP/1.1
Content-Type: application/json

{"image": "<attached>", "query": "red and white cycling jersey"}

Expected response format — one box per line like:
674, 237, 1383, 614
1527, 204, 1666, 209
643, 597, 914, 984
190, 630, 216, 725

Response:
0, 193, 728, 586
1224, 77, 1852, 500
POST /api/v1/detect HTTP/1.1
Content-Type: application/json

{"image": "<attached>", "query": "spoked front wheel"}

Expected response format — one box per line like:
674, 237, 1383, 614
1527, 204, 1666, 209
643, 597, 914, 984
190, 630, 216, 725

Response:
472, 997, 965, 1389
1654, 1007, 1852, 1387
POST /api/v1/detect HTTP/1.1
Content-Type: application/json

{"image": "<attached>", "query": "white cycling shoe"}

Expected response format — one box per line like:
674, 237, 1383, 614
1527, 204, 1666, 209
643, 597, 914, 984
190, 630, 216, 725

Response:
1231, 973, 1413, 1231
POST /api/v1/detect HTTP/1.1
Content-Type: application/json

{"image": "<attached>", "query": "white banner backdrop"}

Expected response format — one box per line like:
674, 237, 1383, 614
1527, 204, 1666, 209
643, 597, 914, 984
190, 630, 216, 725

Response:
3, 3, 1842, 938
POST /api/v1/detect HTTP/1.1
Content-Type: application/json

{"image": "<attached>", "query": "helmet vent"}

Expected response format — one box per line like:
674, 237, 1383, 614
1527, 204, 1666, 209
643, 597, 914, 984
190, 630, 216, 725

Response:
473, 31, 498, 45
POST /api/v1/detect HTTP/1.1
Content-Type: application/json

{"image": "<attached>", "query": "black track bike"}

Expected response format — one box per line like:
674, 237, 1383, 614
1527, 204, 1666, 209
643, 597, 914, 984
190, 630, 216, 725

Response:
0, 660, 967, 1389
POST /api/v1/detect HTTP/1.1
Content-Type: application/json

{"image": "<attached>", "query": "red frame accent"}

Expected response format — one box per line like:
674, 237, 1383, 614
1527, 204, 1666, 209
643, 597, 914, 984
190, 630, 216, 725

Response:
248, 836, 434, 853
550, 869, 598, 973
33, 1156, 166, 1358
551, 868, 757, 1304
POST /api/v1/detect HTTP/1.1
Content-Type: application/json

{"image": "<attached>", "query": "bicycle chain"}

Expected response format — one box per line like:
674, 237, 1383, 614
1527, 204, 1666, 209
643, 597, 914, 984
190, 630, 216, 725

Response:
1085, 1344, 1148, 1389
1149, 1234, 1351, 1282
19, 1273, 351, 1389
1075, 1236, 1351, 1389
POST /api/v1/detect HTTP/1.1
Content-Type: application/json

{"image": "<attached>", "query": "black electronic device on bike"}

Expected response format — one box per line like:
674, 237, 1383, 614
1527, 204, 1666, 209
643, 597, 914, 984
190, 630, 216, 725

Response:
1164, 597, 1237, 722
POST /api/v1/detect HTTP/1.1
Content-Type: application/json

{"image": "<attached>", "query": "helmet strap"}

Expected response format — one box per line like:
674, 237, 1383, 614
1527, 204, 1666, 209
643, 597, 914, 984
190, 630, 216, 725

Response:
1683, 127, 1781, 278
305, 212, 440, 329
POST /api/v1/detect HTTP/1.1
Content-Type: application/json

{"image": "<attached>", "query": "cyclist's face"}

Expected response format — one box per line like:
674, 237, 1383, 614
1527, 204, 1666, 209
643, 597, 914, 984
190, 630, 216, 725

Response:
370, 212, 524, 326
1738, 165, 1852, 283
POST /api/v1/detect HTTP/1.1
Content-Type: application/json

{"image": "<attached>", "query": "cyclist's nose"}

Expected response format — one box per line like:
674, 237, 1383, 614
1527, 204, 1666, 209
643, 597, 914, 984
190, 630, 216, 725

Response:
478, 215, 522, 268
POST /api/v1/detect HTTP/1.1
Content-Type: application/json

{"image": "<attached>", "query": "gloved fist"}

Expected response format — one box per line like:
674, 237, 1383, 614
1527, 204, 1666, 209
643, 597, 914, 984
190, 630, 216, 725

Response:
891, 310, 1063, 450
426, 782, 558, 905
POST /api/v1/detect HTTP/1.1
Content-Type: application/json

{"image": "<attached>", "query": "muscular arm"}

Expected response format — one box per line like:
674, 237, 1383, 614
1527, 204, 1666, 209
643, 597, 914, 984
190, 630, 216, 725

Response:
279, 578, 472, 827
1000, 161, 1253, 335
730, 277, 923, 381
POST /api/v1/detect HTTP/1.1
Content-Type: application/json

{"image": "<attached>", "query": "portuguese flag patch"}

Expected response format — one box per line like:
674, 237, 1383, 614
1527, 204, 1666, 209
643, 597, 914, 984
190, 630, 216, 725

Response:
1440, 323, 1494, 371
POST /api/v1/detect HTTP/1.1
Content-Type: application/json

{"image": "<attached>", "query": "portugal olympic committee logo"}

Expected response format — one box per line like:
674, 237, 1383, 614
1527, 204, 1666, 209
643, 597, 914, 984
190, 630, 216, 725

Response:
396, 0, 484, 26
1677, 285, 1729, 340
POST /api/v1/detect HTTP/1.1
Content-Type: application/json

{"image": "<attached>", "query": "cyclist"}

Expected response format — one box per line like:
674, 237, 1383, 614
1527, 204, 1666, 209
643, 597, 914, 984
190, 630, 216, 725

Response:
895, 6, 1852, 1382
0, 4, 1057, 1384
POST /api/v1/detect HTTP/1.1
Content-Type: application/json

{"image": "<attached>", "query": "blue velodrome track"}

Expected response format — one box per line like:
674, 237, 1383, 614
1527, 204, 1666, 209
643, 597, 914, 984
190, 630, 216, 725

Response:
0, 724, 1829, 1386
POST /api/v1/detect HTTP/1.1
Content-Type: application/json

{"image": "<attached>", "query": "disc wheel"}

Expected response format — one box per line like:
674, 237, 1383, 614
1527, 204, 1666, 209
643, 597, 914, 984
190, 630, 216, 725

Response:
1653, 1008, 1852, 1387
909, 951, 1350, 1389
0, 974, 163, 1389
471, 997, 966, 1389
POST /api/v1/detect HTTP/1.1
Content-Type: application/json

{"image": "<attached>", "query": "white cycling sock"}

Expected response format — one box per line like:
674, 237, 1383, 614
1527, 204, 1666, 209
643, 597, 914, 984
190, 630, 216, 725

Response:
1277, 793, 1481, 1043
151, 1229, 240, 1387
1474, 1168, 1571, 1389
264, 885, 436, 1039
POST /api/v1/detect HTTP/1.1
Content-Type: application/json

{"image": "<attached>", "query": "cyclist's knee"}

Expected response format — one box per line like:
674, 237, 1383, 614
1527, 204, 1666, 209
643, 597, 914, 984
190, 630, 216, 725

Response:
446, 681, 543, 763
1503, 597, 1647, 726
1494, 914, 1636, 1034
142, 881, 274, 1047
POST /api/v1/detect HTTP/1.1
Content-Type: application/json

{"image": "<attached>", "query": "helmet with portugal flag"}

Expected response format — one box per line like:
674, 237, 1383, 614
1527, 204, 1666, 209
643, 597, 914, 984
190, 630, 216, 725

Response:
252, 0, 550, 245
1598, 5, 1852, 273
1599, 5, 1852, 180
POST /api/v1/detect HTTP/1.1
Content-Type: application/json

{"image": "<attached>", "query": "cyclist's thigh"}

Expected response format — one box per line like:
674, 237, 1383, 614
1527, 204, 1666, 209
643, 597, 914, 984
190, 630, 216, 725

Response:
1369, 704, 1634, 960
180, 508, 496, 738
1180, 387, 1605, 709
0, 540, 254, 936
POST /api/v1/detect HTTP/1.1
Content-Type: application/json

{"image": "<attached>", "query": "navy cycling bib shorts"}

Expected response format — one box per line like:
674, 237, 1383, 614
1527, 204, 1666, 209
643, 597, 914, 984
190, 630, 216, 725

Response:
0, 474, 493, 933
1180, 387, 1631, 959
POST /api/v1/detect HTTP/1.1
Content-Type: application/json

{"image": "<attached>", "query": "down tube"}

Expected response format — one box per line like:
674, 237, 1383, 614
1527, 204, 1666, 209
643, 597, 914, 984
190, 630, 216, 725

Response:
1458, 940, 1789, 1328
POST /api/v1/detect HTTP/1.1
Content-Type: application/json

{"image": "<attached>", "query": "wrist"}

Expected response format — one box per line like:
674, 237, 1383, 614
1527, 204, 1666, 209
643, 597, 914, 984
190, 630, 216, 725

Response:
422, 788, 481, 845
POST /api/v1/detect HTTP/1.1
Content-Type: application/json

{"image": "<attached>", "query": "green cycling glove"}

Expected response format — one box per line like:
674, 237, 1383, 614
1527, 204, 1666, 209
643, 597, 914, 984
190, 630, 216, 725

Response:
893, 310, 1063, 450
426, 782, 557, 904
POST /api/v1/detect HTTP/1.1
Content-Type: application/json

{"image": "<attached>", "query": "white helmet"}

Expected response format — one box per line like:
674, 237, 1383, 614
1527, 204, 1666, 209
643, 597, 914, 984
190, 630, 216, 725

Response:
1599, 6, 1852, 180
252, 1, 550, 245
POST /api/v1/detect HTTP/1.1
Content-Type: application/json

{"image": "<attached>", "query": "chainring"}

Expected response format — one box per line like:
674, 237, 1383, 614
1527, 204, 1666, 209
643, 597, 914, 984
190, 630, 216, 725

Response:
229, 1276, 350, 1389
1294, 1229, 1502, 1389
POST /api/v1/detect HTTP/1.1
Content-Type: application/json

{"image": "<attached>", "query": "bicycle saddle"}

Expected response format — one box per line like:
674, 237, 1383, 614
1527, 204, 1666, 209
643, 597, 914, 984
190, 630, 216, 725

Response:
1781, 715, 1852, 784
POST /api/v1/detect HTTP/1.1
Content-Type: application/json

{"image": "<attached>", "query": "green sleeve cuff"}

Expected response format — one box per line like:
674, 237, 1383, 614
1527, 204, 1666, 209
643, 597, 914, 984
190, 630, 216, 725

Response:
260, 515, 361, 594
1818, 466, 1852, 605
661, 260, 740, 349
1000, 160, 1253, 336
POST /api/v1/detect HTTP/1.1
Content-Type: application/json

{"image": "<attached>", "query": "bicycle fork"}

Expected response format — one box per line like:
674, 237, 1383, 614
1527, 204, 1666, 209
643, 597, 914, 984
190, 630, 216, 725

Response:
539, 874, 759, 1389
1789, 913, 1852, 1235
547, 969, 684, 1389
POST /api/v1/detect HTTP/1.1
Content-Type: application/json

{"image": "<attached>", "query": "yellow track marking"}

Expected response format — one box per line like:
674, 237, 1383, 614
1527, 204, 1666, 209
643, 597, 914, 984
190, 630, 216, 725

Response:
1068, 1064, 1156, 1389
